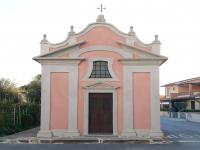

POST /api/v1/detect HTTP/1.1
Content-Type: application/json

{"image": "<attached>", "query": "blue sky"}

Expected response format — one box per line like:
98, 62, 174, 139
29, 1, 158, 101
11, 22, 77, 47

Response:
0, 0, 200, 94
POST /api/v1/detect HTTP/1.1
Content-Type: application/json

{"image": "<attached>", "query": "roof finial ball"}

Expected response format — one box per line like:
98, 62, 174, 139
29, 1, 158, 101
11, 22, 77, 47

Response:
153, 35, 161, 44
68, 25, 75, 35
43, 34, 47, 40
70, 26, 74, 32
128, 26, 135, 36
41, 34, 48, 43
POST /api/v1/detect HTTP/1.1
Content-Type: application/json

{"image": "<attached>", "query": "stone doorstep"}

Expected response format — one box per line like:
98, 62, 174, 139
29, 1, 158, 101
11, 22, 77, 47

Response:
0, 137, 168, 144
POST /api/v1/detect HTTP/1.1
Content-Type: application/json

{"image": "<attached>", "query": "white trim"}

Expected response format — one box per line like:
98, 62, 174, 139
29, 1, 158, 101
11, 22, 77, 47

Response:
74, 23, 129, 38
83, 89, 117, 136
69, 45, 132, 58
121, 65, 136, 137
150, 67, 163, 137
34, 58, 84, 65
41, 66, 50, 131
83, 57, 118, 81
119, 59, 166, 66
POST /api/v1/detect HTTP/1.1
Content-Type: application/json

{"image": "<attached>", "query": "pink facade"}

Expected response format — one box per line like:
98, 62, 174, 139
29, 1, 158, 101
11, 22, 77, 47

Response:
78, 51, 123, 135
50, 73, 69, 130
133, 73, 151, 129
34, 14, 167, 138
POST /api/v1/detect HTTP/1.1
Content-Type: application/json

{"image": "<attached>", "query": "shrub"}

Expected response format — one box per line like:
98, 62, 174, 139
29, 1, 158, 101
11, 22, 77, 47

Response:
160, 108, 169, 111
180, 109, 200, 112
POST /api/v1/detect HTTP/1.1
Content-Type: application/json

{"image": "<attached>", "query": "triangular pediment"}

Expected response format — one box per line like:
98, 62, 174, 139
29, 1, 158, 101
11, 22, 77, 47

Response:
83, 82, 120, 89
35, 41, 85, 58
117, 41, 166, 59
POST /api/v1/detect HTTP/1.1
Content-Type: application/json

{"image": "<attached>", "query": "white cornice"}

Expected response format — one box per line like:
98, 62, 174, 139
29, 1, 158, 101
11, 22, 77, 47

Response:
33, 57, 85, 65
119, 58, 168, 66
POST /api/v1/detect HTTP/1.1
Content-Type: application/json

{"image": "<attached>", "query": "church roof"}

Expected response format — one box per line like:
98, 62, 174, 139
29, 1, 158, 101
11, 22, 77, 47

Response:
33, 13, 167, 66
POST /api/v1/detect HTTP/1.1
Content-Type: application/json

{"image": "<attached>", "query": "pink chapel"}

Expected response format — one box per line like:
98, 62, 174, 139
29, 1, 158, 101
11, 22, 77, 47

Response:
33, 14, 167, 138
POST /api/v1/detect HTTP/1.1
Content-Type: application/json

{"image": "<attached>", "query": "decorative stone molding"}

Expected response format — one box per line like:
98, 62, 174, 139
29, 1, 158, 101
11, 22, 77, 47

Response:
83, 82, 120, 90
69, 45, 132, 58
83, 57, 118, 81
83, 88, 117, 136
119, 58, 167, 66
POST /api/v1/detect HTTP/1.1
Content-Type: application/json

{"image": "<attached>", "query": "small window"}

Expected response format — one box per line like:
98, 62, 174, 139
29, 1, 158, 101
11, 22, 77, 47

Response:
89, 61, 112, 78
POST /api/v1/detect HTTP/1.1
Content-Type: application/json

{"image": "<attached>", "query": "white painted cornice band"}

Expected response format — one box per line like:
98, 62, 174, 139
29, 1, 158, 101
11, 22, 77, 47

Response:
119, 58, 167, 66
33, 57, 85, 65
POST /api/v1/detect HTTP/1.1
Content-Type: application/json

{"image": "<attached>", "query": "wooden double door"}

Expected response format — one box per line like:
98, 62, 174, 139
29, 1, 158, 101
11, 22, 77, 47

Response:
89, 93, 113, 134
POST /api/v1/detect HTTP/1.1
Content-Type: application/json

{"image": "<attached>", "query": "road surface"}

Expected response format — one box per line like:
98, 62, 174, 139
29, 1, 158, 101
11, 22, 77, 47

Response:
1, 117, 200, 149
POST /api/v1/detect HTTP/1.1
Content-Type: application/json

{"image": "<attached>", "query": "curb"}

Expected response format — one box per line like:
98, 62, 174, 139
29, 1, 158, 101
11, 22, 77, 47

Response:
0, 137, 168, 144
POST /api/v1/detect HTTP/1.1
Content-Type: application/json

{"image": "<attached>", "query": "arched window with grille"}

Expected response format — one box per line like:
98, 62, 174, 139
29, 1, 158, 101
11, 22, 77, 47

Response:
89, 61, 112, 78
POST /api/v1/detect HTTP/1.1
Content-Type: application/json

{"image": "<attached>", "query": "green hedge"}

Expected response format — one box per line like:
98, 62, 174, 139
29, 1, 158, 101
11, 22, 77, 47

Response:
0, 103, 40, 136
160, 108, 169, 111
180, 109, 200, 112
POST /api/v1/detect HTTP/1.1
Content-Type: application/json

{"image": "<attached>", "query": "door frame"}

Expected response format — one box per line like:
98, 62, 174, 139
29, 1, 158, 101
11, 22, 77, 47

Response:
84, 89, 117, 135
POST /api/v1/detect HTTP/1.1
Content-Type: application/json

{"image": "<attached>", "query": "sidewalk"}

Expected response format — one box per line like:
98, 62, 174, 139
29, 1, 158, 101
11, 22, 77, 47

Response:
0, 127, 167, 144
0, 127, 39, 140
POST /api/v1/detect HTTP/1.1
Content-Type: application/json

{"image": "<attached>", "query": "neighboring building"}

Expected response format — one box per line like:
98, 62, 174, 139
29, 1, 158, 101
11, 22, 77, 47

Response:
33, 14, 167, 138
161, 77, 200, 111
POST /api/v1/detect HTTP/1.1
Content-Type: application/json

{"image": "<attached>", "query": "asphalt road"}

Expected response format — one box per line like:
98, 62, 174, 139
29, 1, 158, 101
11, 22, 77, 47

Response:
161, 117, 200, 142
1, 117, 200, 150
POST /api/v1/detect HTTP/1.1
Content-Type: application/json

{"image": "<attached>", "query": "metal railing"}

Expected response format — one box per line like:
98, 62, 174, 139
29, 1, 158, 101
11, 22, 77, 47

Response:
166, 92, 200, 99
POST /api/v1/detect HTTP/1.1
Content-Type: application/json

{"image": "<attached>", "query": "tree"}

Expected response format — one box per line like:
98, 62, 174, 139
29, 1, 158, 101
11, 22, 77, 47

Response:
21, 74, 41, 104
0, 78, 21, 103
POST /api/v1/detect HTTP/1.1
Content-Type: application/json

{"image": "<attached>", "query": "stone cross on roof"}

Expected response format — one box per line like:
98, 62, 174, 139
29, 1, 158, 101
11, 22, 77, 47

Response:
97, 4, 106, 14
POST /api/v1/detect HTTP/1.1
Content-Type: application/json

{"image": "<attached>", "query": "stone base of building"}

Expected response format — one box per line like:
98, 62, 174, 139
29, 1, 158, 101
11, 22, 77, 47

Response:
37, 129, 163, 139
149, 130, 164, 138
121, 129, 137, 137
37, 129, 80, 138
135, 129, 163, 138
37, 130, 52, 138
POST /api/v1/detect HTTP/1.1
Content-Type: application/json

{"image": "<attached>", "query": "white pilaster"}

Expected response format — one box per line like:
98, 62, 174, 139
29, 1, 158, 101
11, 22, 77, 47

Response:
149, 67, 163, 137
37, 67, 52, 138
65, 64, 79, 136
121, 65, 136, 137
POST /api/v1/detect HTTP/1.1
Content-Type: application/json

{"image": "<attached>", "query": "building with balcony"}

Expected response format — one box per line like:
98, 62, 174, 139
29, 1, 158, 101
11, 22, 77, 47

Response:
161, 77, 200, 111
